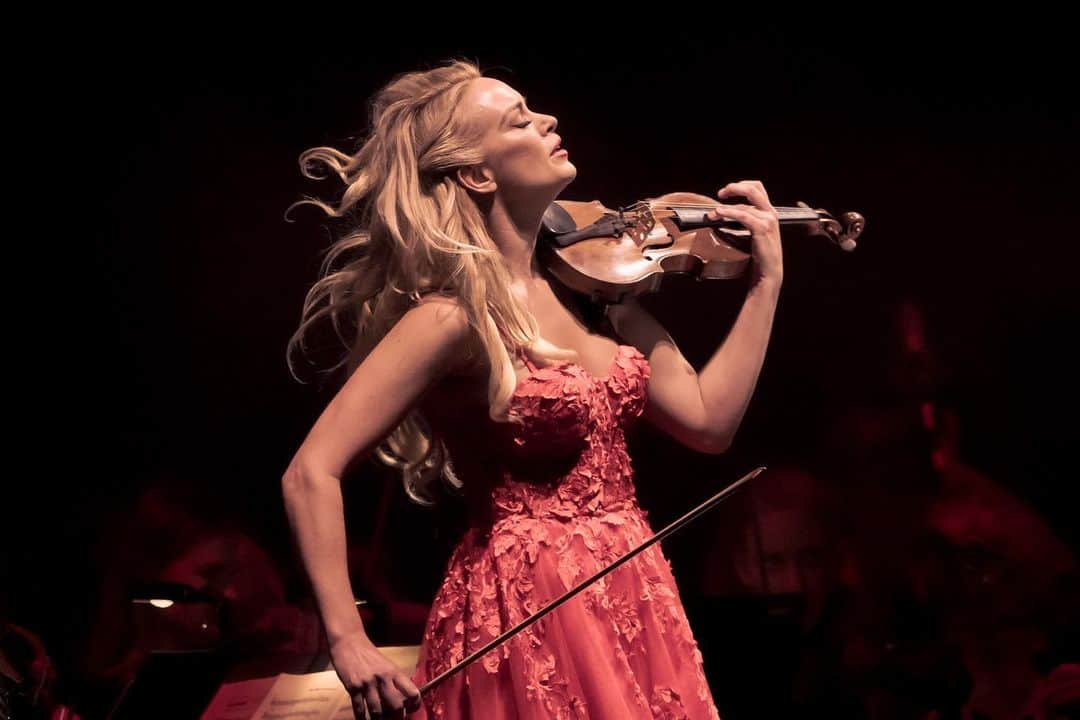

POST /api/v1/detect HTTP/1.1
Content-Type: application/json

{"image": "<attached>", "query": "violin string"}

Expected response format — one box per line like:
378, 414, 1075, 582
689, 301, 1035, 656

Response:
645, 201, 816, 213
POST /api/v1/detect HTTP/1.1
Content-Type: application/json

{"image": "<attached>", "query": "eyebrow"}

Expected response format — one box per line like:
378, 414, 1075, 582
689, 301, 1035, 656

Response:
500, 98, 528, 125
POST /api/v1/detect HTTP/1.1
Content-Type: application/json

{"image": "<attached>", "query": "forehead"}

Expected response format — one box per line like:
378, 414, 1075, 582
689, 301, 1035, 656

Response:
461, 77, 525, 123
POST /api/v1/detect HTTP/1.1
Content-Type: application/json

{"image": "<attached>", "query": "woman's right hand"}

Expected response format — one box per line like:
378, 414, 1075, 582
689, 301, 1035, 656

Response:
330, 630, 423, 718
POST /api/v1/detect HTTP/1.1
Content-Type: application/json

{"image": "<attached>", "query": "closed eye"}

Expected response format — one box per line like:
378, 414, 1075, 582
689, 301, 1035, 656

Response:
514, 120, 532, 128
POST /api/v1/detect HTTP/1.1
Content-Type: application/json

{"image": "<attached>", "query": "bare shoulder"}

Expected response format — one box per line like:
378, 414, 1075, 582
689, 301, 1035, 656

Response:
408, 293, 471, 336
409, 294, 481, 373
286, 295, 477, 478
411, 294, 485, 375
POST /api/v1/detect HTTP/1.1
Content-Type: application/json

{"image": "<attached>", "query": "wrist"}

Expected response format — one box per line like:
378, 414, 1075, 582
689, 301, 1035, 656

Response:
751, 273, 783, 296
325, 612, 367, 645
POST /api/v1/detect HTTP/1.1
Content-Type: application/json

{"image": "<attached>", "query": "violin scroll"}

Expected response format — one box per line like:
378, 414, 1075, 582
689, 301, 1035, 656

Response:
796, 201, 864, 252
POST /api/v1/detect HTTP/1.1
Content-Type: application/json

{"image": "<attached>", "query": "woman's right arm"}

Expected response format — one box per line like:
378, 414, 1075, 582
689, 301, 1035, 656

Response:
281, 297, 472, 717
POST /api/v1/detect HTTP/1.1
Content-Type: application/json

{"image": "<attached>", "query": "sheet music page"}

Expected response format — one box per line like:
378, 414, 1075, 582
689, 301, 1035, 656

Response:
199, 676, 278, 720
198, 644, 417, 720
248, 670, 350, 720
329, 701, 358, 720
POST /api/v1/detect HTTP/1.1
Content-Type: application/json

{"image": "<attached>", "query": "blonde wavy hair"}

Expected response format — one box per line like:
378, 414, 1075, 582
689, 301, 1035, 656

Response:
285, 59, 577, 505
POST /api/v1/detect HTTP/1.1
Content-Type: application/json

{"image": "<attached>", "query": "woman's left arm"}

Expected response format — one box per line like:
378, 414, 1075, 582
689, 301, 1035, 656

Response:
607, 180, 783, 454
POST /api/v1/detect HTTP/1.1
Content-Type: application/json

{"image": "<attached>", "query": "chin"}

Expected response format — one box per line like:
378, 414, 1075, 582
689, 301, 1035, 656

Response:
556, 163, 577, 187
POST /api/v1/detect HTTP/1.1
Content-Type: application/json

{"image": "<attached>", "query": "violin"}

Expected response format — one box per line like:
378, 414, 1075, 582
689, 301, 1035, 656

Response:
538, 191, 865, 304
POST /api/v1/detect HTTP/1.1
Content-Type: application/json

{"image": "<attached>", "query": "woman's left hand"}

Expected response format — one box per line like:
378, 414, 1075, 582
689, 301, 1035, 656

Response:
706, 180, 783, 287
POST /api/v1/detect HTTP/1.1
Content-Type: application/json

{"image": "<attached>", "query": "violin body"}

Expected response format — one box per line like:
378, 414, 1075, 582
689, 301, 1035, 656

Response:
538, 191, 864, 304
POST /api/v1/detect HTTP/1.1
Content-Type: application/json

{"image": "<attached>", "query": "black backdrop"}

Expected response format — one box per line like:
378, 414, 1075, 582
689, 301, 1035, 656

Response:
8, 16, 1077, 716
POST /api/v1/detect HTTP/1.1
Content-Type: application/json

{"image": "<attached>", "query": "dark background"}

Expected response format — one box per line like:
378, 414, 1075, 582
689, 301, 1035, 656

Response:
8, 16, 1077, 717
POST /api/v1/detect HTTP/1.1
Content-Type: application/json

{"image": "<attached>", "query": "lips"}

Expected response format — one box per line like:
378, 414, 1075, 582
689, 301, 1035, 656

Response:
550, 136, 563, 155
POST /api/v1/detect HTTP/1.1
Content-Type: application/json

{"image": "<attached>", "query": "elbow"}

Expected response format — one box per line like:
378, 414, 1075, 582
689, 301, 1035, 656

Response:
699, 431, 734, 455
281, 465, 304, 510
281, 458, 323, 506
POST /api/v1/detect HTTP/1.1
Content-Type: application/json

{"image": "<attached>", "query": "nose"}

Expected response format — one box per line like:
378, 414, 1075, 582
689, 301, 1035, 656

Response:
541, 112, 558, 134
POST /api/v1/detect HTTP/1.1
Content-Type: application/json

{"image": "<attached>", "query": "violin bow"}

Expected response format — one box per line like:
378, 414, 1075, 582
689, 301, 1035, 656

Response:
418, 465, 767, 694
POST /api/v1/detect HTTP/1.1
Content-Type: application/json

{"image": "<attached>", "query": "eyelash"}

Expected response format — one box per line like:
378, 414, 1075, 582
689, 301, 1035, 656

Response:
514, 120, 532, 128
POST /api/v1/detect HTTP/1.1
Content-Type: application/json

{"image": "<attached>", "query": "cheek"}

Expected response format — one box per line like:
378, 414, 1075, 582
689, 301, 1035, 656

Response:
492, 141, 548, 182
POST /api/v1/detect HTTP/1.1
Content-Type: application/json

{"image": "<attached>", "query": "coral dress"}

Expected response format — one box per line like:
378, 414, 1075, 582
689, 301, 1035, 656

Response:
411, 345, 720, 719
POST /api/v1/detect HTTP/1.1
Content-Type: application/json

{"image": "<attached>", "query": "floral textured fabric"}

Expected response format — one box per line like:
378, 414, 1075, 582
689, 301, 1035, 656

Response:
410, 345, 721, 719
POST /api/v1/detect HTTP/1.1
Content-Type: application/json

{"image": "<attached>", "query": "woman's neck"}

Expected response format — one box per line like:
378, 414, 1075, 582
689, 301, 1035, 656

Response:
486, 195, 549, 284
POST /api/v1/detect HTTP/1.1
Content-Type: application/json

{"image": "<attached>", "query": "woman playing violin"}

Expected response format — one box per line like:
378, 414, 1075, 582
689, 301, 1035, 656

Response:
281, 58, 782, 719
